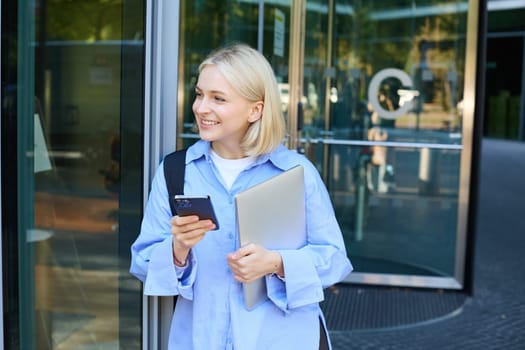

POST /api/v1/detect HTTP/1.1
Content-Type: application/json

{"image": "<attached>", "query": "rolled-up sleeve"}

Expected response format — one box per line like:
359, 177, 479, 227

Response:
129, 163, 197, 298
267, 249, 324, 311
143, 236, 196, 298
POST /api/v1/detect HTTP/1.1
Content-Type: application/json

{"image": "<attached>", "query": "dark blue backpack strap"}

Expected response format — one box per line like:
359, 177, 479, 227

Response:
163, 148, 188, 215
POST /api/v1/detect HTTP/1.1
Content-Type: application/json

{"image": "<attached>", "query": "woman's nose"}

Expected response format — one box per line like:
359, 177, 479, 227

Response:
194, 97, 211, 114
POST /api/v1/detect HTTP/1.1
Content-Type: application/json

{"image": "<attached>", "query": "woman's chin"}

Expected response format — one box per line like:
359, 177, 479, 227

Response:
198, 131, 216, 142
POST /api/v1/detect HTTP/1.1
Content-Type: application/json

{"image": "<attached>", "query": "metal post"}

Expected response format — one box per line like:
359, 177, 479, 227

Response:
518, 34, 525, 141
354, 154, 369, 241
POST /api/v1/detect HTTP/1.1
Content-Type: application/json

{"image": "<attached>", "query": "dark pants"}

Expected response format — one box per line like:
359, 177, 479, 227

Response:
319, 317, 329, 350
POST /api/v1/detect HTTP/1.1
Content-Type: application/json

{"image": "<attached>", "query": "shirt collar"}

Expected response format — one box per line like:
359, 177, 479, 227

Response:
186, 140, 292, 171
185, 140, 210, 164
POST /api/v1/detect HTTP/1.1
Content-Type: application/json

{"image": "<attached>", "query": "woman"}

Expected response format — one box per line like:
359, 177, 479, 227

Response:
130, 43, 352, 349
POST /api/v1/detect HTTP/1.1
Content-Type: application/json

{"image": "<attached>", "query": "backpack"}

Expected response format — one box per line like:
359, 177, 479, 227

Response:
162, 148, 187, 309
163, 148, 188, 214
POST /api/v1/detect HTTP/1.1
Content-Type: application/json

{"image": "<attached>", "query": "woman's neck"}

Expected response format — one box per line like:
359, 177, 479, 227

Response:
211, 142, 246, 160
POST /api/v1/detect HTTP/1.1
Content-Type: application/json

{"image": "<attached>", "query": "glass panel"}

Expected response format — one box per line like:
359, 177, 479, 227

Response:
8, 1, 145, 348
263, 2, 292, 117
484, 7, 525, 141
178, 0, 292, 144
326, 144, 460, 275
302, 0, 468, 278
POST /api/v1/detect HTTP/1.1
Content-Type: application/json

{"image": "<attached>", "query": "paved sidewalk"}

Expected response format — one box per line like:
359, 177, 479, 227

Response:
327, 138, 525, 350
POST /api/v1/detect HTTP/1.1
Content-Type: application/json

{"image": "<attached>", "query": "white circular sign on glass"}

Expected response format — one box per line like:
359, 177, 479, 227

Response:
367, 68, 419, 120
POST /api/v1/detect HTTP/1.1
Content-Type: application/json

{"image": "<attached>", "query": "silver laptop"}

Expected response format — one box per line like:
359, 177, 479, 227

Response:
235, 165, 306, 310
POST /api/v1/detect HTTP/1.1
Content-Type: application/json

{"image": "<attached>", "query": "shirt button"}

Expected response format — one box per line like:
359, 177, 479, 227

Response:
228, 233, 233, 239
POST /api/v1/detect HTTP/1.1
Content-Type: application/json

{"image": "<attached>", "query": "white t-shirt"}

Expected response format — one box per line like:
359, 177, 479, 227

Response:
210, 150, 256, 190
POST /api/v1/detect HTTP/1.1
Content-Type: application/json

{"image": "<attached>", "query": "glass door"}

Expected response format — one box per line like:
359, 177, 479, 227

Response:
174, 0, 479, 290
2, 1, 145, 348
295, 0, 477, 289
177, 0, 293, 149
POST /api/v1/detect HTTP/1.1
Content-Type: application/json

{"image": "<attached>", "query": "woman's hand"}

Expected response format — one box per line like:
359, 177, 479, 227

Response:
227, 244, 283, 283
171, 215, 216, 266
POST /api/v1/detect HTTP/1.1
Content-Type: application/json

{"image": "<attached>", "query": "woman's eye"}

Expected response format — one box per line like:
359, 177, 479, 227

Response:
194, 91, 202, 98
215, 96, 225, 102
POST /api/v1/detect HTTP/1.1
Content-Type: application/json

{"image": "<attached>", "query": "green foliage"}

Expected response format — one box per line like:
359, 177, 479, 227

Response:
44, 0, 123, 41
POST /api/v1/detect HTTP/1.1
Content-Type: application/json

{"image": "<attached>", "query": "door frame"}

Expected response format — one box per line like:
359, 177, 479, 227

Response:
143, 0, 181, 348
142, 0, 485, 347
284, 0, 484, 291
287, 0, 306, 150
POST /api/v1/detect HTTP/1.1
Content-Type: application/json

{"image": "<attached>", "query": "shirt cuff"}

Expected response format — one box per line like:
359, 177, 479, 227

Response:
174, 250, 192, 279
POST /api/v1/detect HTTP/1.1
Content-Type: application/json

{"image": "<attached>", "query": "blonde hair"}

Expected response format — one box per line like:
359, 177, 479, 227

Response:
198, 43, 287, 156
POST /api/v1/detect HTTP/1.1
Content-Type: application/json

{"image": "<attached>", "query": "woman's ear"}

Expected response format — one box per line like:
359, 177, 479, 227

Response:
248, 101, 264, 123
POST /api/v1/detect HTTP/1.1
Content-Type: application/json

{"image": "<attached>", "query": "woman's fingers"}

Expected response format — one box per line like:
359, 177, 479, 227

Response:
170, 215, 199, 230
227, 244, 275, 282
171, 215, 216, 249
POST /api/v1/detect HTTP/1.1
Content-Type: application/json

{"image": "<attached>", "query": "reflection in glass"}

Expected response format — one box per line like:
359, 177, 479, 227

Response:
174, 0, 471, 282
179, 0, 262, 147
484, 7, 525, 140
179, 1, 293, 146
14, 1, 144, 348
301, 1, 467, 278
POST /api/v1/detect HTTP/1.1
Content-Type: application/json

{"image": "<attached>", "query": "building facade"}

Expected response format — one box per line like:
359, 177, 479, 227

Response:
1, 0, 523, 348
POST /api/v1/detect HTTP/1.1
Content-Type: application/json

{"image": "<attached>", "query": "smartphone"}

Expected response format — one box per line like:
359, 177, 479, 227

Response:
173, 195, 219, 230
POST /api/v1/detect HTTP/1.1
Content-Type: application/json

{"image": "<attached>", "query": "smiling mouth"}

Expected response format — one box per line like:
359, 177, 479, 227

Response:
200, 119, 219, 126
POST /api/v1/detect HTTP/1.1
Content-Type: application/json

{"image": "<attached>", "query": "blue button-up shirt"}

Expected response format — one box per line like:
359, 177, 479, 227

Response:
130, 140, 352, 349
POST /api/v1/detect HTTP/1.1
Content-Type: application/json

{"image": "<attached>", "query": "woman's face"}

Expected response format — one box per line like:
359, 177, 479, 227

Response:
193, 65, 262, 159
